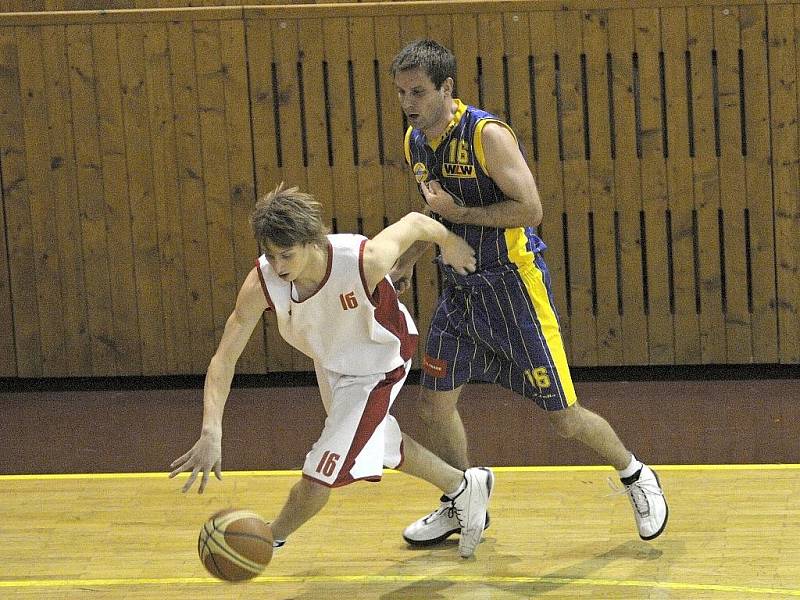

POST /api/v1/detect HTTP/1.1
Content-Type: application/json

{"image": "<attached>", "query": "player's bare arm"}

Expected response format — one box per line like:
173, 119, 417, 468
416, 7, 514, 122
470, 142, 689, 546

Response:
422, 122, 543, 228
388, 239, 432, 293
363, 212, 475, 291
169, 267, 268, 493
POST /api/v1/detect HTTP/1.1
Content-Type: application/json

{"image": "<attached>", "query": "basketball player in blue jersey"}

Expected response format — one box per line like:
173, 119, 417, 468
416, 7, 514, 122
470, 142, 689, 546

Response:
389, 39, 667, 545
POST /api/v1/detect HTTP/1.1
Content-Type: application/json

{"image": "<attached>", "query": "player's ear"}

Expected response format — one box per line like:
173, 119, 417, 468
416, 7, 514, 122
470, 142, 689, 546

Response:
440, 77, 454, 98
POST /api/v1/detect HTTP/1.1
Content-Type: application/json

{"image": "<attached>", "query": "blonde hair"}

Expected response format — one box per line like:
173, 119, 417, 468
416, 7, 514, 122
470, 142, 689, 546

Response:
250, 182, 329, 248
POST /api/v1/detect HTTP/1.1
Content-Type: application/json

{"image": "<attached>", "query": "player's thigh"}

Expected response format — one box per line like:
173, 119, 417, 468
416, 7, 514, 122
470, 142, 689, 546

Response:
304, 366, 407, 486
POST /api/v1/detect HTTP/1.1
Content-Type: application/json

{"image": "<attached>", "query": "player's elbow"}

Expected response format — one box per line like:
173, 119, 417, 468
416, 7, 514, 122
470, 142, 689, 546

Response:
400, 211, 439, 239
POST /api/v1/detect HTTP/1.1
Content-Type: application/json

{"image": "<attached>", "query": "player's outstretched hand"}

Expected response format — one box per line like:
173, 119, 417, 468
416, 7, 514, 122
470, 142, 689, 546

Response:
169, 432, 222, 494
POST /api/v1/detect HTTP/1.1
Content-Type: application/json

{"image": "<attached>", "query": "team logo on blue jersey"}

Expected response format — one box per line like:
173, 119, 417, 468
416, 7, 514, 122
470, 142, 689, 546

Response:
442, 163, 476, 178
413, 162, 429, 183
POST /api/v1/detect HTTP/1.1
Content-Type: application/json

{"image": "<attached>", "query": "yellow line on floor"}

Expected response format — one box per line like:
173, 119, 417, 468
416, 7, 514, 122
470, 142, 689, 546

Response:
1, 574, 798, 596
1, 463, 798, 481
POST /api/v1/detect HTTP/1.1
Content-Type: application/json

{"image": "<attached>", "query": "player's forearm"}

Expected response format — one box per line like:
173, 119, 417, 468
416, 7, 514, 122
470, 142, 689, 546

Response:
449, 197, 542, 228
200, 354, 235, 435
394, 239, 432, 271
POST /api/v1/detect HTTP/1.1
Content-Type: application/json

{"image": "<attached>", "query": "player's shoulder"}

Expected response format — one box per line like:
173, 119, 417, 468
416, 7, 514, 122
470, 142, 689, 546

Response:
329, 233, 367, 261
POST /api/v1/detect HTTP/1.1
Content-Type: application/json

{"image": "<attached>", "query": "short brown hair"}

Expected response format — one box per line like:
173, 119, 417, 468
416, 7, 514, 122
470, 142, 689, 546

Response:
250, 183, 329, 248
390, 39, 456, 89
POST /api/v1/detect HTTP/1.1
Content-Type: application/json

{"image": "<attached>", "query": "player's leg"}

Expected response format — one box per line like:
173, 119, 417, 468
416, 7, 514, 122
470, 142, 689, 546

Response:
405, 288, 487, 546
512, 256, 668, 540
268, 364, 405, 548
396, 434, 494, 558
547, 402, 631, 469
416, 385, 469, 470
270, 477, 331, 543
416, 286, 478, 470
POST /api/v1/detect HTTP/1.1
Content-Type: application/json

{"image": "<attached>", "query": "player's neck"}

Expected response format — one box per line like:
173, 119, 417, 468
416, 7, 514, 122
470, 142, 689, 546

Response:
292, 244, 328, 299
423, 99, 458, 140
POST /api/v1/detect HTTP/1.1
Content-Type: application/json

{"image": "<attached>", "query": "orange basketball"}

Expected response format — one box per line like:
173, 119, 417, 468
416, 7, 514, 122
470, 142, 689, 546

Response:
198, 508, 273, 582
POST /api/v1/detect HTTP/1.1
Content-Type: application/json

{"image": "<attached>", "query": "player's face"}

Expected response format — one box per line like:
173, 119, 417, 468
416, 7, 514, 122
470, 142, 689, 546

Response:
263, 242, 310, 282
394, 68, 452, 135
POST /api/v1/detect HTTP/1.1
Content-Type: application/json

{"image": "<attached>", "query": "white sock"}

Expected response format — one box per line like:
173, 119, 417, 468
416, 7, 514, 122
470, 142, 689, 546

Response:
618, 454, 644, 479
446, 477, 467, 499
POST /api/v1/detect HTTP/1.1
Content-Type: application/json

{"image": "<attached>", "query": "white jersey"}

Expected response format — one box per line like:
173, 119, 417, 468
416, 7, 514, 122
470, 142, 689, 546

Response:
256, 234, 418, 375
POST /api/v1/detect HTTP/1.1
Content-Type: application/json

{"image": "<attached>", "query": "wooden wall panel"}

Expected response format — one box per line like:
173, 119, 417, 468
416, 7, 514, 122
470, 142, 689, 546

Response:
557, 10, 596, 365
118, 24, 163, 375
142, 22, 192, 375
15, 27, 56, 376
686, 7, 727, 363
0, 1, 796, 377
740, 5, 777, 362
635, 8, 674, 364
769, 4, 800, 363
94, 24, 142, 374
0, 27, 26, 376
608, 9, 649, 365
582, 9, 623, 365
714, 6, 751, 362
662, 7, 701, 364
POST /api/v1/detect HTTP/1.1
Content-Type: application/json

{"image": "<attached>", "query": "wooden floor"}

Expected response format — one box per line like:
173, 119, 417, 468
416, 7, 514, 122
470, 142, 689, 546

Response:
2, 466, 799, 599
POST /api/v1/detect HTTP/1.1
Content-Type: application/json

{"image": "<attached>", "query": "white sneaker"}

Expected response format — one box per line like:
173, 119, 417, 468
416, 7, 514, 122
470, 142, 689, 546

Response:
403, 472, 494, 548
619, 465, 668, 540
452, 467, 494, 558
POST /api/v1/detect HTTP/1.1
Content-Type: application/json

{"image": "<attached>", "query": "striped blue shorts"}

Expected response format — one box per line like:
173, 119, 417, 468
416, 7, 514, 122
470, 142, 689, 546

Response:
420, 254, 577, 411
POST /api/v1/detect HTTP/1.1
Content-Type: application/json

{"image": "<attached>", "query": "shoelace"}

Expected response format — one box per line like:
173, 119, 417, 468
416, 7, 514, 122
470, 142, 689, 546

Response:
424, 501, 459, 524
607, 477, 664, 517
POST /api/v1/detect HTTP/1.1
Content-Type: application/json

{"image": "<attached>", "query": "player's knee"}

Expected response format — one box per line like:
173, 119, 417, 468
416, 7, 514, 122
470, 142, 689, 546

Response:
548, 407, 584, 439
418, 391, 459, 422
293, 477, 331, 505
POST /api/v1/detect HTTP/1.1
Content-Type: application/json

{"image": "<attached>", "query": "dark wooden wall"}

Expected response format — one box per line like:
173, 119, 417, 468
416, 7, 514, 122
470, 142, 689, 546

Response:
0, 1, 798, 377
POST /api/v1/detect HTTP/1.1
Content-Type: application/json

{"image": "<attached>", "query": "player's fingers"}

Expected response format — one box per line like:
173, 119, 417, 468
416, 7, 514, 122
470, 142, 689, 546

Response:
169, 451, 192, 469
168, 460, 191, 478
182, 468, 199, 493
198, 470, 210, 494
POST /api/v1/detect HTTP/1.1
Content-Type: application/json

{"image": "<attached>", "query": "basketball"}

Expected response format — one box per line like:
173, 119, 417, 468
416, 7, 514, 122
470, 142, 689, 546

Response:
198, 508, 274, 582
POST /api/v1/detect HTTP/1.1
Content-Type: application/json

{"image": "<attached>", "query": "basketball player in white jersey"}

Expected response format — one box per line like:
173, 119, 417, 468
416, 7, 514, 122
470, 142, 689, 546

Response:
170, 183, 494, 559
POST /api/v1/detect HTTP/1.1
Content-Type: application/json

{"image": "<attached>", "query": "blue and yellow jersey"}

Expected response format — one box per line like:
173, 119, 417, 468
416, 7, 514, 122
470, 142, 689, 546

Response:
404, 99, 546, 282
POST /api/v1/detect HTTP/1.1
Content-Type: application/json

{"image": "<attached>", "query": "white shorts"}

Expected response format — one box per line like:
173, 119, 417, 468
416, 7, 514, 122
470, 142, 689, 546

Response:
302, 360, 410, 487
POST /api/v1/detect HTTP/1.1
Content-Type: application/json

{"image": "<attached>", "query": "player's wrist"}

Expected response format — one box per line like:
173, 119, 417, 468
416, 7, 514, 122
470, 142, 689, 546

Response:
201, 424, 222, 439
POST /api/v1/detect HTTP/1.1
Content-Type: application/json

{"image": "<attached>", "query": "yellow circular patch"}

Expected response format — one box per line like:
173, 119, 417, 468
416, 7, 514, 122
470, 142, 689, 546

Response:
413, 162, 429, 183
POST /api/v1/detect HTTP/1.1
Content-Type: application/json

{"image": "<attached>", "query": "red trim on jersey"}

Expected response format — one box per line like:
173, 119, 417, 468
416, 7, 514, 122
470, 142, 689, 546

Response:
373, 279, 418, 362
254, 257, 274, 310
358, 239, 374, 305
302, 473, 382, 488
358, 238, 417, 360
331, 364, 406, 488
290, 240, 334, 305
